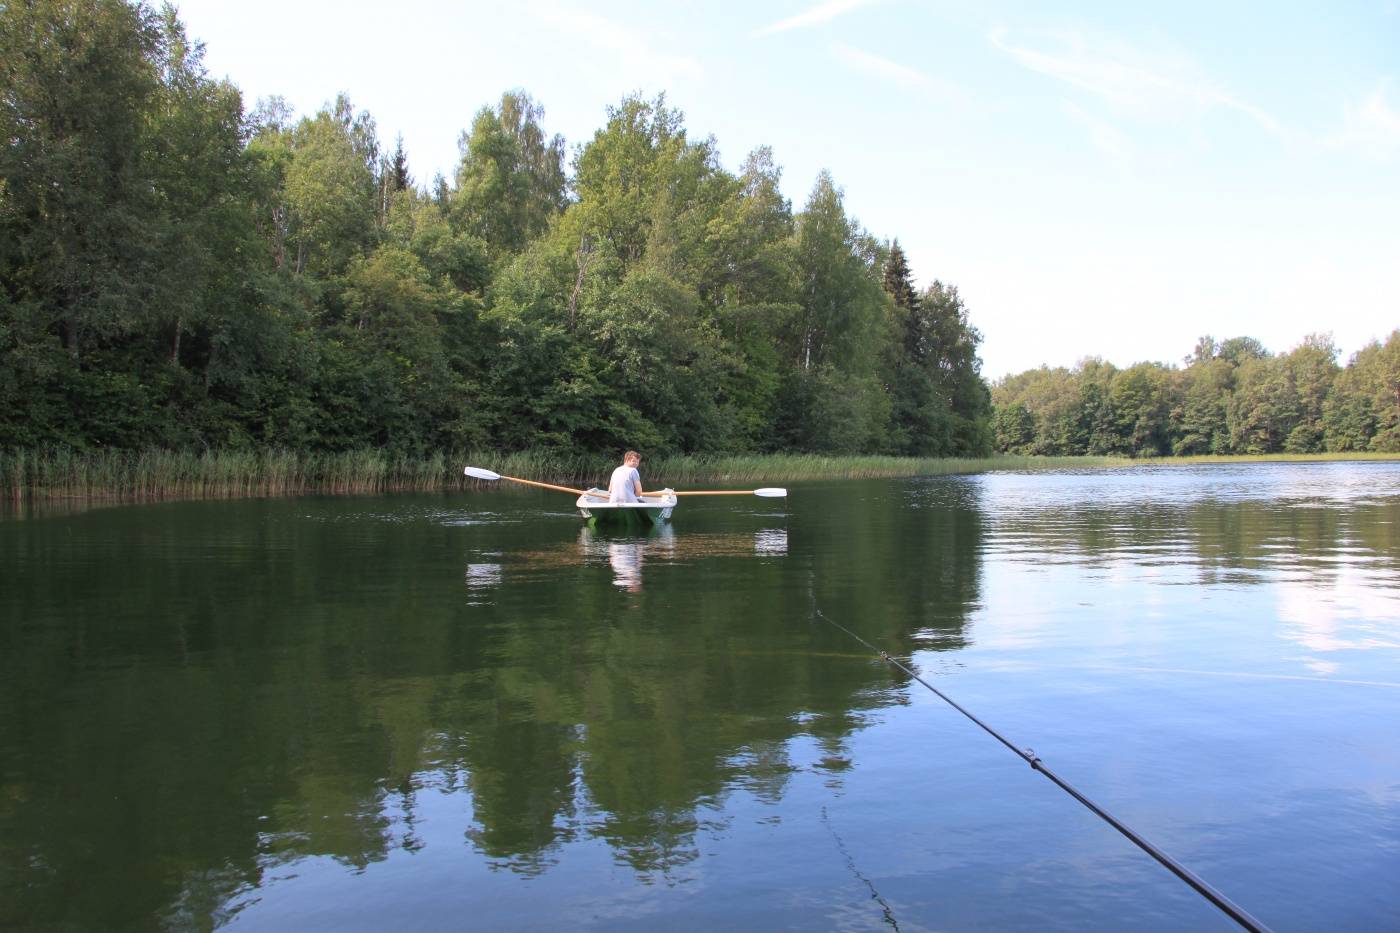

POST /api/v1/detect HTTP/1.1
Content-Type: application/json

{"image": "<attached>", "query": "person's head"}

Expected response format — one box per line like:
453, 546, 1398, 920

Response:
623, 450, 641, 467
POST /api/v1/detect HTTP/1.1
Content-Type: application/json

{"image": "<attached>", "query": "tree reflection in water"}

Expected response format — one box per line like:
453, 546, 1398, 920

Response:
0, 478, 983, 928
9, 467, 1400, 928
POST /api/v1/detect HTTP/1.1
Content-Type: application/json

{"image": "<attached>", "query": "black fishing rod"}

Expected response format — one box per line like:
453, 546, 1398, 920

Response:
813, 607, 1272, 933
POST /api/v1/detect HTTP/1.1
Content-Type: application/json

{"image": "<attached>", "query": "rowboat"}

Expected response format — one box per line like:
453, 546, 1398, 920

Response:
463, 467, 784, 526
576, 488, 677, 526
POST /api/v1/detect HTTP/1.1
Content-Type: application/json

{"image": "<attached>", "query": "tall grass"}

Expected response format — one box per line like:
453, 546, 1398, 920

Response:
641, 452, 1133, 484
17, 447, 1393, 503
1142, 451, 1400, 465
1, 448, 470, 501
1, 447, 1139, 502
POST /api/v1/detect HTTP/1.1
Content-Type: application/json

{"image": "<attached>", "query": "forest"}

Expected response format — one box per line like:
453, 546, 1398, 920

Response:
3, 1, 1396, 473
994, 332, 1400, 457
0, 0, 990, 462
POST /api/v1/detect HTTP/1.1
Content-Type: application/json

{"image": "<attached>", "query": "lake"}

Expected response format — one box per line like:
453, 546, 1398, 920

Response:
2, 462, 1398, 931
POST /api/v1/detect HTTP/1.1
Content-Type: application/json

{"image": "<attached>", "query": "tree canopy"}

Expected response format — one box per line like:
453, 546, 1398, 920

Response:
992, 332, 1400, 456
14, 2, 1384, 463
0, 1, 995, 457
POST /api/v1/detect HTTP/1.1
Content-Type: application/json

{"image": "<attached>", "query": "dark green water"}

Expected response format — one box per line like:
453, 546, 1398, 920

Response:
3, 463, 1399, 931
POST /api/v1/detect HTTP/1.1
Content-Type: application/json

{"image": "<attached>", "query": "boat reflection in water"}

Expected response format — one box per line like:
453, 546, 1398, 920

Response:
583, 526, 673, 591
753, 528, 788, 556
468, 526, 789, 596
463, 562, 504, 603
578, 525, 788, 590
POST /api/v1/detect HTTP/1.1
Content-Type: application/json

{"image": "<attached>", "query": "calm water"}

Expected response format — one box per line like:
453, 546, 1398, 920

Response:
2, 463, 1399, 931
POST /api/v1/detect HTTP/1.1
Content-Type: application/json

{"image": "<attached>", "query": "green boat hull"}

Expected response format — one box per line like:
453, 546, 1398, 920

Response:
576, 489, 676, 525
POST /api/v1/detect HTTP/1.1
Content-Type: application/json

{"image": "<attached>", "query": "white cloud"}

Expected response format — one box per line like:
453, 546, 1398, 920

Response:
754, 0, 879, 37
1276, 569, 1400, 655
528, 2, 703, 83
1330, 85, 1400, 160
831, 43, 963, 102
989, 26, 1281, 134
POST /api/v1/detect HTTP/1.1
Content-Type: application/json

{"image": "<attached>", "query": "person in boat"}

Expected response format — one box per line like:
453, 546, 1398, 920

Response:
608, 450, 643, 503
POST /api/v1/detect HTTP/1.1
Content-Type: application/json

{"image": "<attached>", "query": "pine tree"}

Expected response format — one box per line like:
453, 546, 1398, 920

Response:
390, 135, 412, 192
883, 241, 919, 324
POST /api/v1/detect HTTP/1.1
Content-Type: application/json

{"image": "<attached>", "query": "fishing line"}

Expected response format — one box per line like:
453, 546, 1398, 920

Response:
822, 805, 901, 931
811, 606, 1272, 933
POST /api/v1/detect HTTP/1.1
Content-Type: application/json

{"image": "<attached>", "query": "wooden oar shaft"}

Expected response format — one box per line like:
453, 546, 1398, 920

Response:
495, 473, 588, 496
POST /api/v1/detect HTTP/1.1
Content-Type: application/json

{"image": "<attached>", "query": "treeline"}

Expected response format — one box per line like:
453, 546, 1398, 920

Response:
993, 332, 1400, 456
0, 0, 992, 460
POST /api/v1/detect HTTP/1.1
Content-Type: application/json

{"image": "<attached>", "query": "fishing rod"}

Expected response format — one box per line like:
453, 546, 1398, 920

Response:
812, 607, 1272, 933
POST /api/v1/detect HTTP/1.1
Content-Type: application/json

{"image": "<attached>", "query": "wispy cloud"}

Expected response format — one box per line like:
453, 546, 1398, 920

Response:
754, 0, 878, 38
989, 27, 1281, 134
530, 2, 703, 83
1329, 85, 1400, 160
1061, 100, 1131, 162
831, 44, 964, 101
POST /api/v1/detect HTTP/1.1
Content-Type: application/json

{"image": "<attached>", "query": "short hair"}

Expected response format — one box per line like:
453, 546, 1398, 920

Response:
624, 450, 640, 460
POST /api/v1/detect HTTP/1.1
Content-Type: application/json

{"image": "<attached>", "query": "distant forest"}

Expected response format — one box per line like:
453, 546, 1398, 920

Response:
2, 2, 1395, 464
994, 333, 1400, 457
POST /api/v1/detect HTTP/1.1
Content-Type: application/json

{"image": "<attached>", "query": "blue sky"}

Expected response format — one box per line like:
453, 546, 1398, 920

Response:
172, 0, 1399, 379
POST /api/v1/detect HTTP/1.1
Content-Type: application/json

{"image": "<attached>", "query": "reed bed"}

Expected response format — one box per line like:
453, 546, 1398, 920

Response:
1, 448, 471, 501
1141, 451, 1400, 466
2, 447, 1139, 502
6, 446, 1392, 504
642, 453, 1133, 484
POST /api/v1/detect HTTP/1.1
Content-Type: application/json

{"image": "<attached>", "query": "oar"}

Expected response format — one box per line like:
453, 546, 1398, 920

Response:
464, 466, 588, 497
643, 488, 787, 498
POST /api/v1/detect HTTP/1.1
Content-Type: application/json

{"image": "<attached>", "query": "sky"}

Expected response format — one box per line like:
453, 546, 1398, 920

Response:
170, 0, 1399, 380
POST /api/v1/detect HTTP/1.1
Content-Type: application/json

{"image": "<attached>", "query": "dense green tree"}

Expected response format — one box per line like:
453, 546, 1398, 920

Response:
388, 135, 411, 192
283, 103, 378, 276
1074, 359, 1117, 454
1107, 363, 1173, 456
1172, 355, 1233, 455
572, 95, 690, 270
1280, 334, 1339, 452
1218, 336, 1270, 366
918, 282, 993, 455
244, 97, 297, 270
385, 188, 490, 294
0, 0, 261, 449
787, 173, 891, 376
992, 365, 1081, 455
1229, 355, 1298, 453
883, 241, 919, 317
993, 402, 1035, 454
1323, 363, 1377, 452
991, 332, 1391, 459
452, 91, 565, 258
4, 5, 1010, 463
1342, 330, 1400, 451
882, 241, 932, 454
582, 268, 721, 452
0, 0, 164, 361
703, 147, 797, 308
147, 8, 252, 367
774, 173, 892, 451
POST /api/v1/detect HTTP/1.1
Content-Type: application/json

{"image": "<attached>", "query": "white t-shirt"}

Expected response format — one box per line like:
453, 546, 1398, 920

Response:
608, 465, 641, 503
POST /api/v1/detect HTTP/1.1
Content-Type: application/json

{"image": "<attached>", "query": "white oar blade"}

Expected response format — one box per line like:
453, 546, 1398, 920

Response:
754, 487, 787, 498
464, 466, 501, 481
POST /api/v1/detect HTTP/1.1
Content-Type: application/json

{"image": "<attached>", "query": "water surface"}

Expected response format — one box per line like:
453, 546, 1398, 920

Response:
2, 462, 1398, 930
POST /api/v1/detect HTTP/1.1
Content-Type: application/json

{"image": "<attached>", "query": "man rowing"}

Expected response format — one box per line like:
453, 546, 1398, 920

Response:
608, 450, 643, 504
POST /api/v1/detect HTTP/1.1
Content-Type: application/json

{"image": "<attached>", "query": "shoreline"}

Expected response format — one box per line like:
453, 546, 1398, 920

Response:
4, 448, 1398, 503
